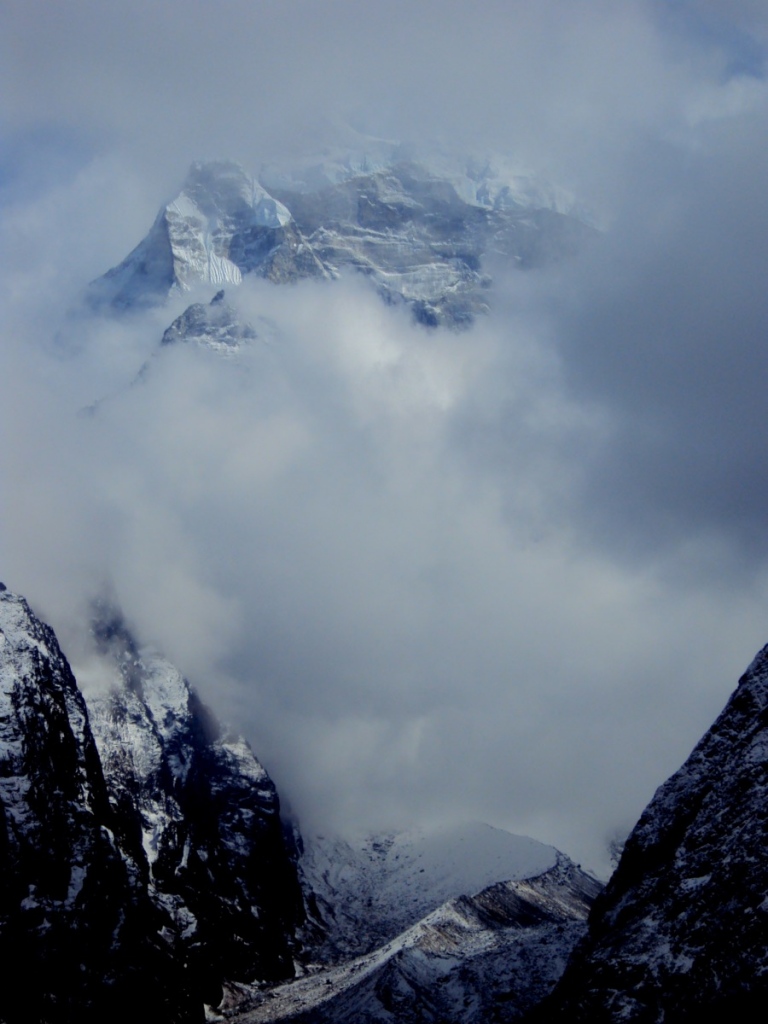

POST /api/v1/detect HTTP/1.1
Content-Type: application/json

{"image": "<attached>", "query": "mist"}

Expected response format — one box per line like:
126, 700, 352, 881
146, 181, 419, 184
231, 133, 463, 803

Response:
3, 0, 768, 876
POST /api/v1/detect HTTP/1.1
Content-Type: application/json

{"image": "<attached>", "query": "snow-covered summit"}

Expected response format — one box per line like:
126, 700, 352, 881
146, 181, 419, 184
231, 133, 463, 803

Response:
258, 136, 584, 218
88, 151, 595, 325
88, 160, 317, 310
182, 160, 292, 231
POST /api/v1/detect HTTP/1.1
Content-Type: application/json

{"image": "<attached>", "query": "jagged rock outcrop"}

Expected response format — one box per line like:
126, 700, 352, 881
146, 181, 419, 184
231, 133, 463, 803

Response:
160, 288, 258, 353
88, 156, 594, 326
0, 586, 197, 1023
87, 161, 325, 311
84, 604, 305, 1005
533, 645, 768, 1022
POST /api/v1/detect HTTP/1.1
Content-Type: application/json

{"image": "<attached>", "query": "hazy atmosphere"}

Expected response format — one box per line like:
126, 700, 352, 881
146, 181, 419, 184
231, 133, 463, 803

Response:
4, 0, 768, 876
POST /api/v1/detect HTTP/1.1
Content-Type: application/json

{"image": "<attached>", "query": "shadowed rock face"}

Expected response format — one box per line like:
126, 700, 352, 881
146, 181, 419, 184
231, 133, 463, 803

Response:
0, 588, 198, 1024
0, 588, 305, 1021
86, 604, 305, 1005
533, 645, 768, 1023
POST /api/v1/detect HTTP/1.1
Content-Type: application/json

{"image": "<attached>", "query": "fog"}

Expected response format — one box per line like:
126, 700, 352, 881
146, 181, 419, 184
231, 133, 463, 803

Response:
3, 1, 768, 876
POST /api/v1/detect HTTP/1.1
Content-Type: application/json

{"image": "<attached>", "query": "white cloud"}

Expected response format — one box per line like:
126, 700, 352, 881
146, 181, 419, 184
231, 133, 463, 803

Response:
3, 0, 768, 877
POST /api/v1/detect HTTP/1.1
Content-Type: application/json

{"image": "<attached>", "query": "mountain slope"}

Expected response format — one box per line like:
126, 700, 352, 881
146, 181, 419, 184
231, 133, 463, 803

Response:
84, 604, 305, 1005
0, 585, 196, 1023
299, 823, 561, 961
237, 854, 600, 1024
534, 644, 768, 1021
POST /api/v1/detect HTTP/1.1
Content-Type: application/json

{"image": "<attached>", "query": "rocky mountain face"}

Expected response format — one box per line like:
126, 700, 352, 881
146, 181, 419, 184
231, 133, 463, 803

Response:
531, 645, 768, 1022
0, 586, 196, 1023
0, 583, 603, 1023
88, 156, 594, 326
0, 586, 304, 1022
160, 288, 258, 354
85, 604, 305, 1005
241, 849, 601, 1024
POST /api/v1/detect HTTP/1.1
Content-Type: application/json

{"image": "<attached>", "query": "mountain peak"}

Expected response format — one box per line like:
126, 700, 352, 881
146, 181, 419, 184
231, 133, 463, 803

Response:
87, 151, 595, 324
160, 288, 258, 353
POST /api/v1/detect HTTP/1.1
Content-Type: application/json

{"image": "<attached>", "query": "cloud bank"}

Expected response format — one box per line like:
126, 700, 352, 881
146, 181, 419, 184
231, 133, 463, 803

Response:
3, 1, 768, 875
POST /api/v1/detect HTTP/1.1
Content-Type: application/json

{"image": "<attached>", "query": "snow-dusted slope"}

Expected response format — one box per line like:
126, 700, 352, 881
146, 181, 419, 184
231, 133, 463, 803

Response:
536, 644, 768, 1021
160, 288, 258, 354
89, 155, 594, 325
237, 854, 600, 1024
84, 604, 305, 1002
301, 823, 559, 960
0, 586, 195, 1023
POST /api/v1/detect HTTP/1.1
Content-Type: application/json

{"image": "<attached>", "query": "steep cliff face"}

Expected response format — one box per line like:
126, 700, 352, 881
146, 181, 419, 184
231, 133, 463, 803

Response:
0, 586, 196, 1023
535, 645, 768, 1022
84, 605, 305, 1005
0, 587, 306, 1020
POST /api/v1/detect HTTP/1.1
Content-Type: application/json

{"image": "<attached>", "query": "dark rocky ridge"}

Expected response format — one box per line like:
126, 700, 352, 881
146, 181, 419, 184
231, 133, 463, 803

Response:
86, 604, 305, 1005
532, 645, 768, 1021
161, 288, 258, 351
0, 588, 196, 1023
0, 588, 304, 1021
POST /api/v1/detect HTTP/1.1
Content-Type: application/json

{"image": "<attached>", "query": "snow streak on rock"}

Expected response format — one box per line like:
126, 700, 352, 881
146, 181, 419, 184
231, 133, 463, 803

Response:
0, 587, 196, 1024
88, 156, 594, 325
85, 603, 305, 1003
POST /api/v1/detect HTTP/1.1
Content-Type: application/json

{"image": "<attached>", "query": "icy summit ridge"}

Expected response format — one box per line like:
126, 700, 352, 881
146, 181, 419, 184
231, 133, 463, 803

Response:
89, 151, 595, 325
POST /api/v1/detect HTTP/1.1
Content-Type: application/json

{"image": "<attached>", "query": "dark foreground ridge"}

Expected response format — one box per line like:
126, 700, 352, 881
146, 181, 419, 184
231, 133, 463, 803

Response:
0, 588, 303, 1023
530, 645, 768, 1022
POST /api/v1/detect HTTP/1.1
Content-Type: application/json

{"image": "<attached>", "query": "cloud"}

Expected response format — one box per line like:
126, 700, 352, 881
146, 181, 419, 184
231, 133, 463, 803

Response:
539, 100, 768, 572
3, 1, 768, 877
